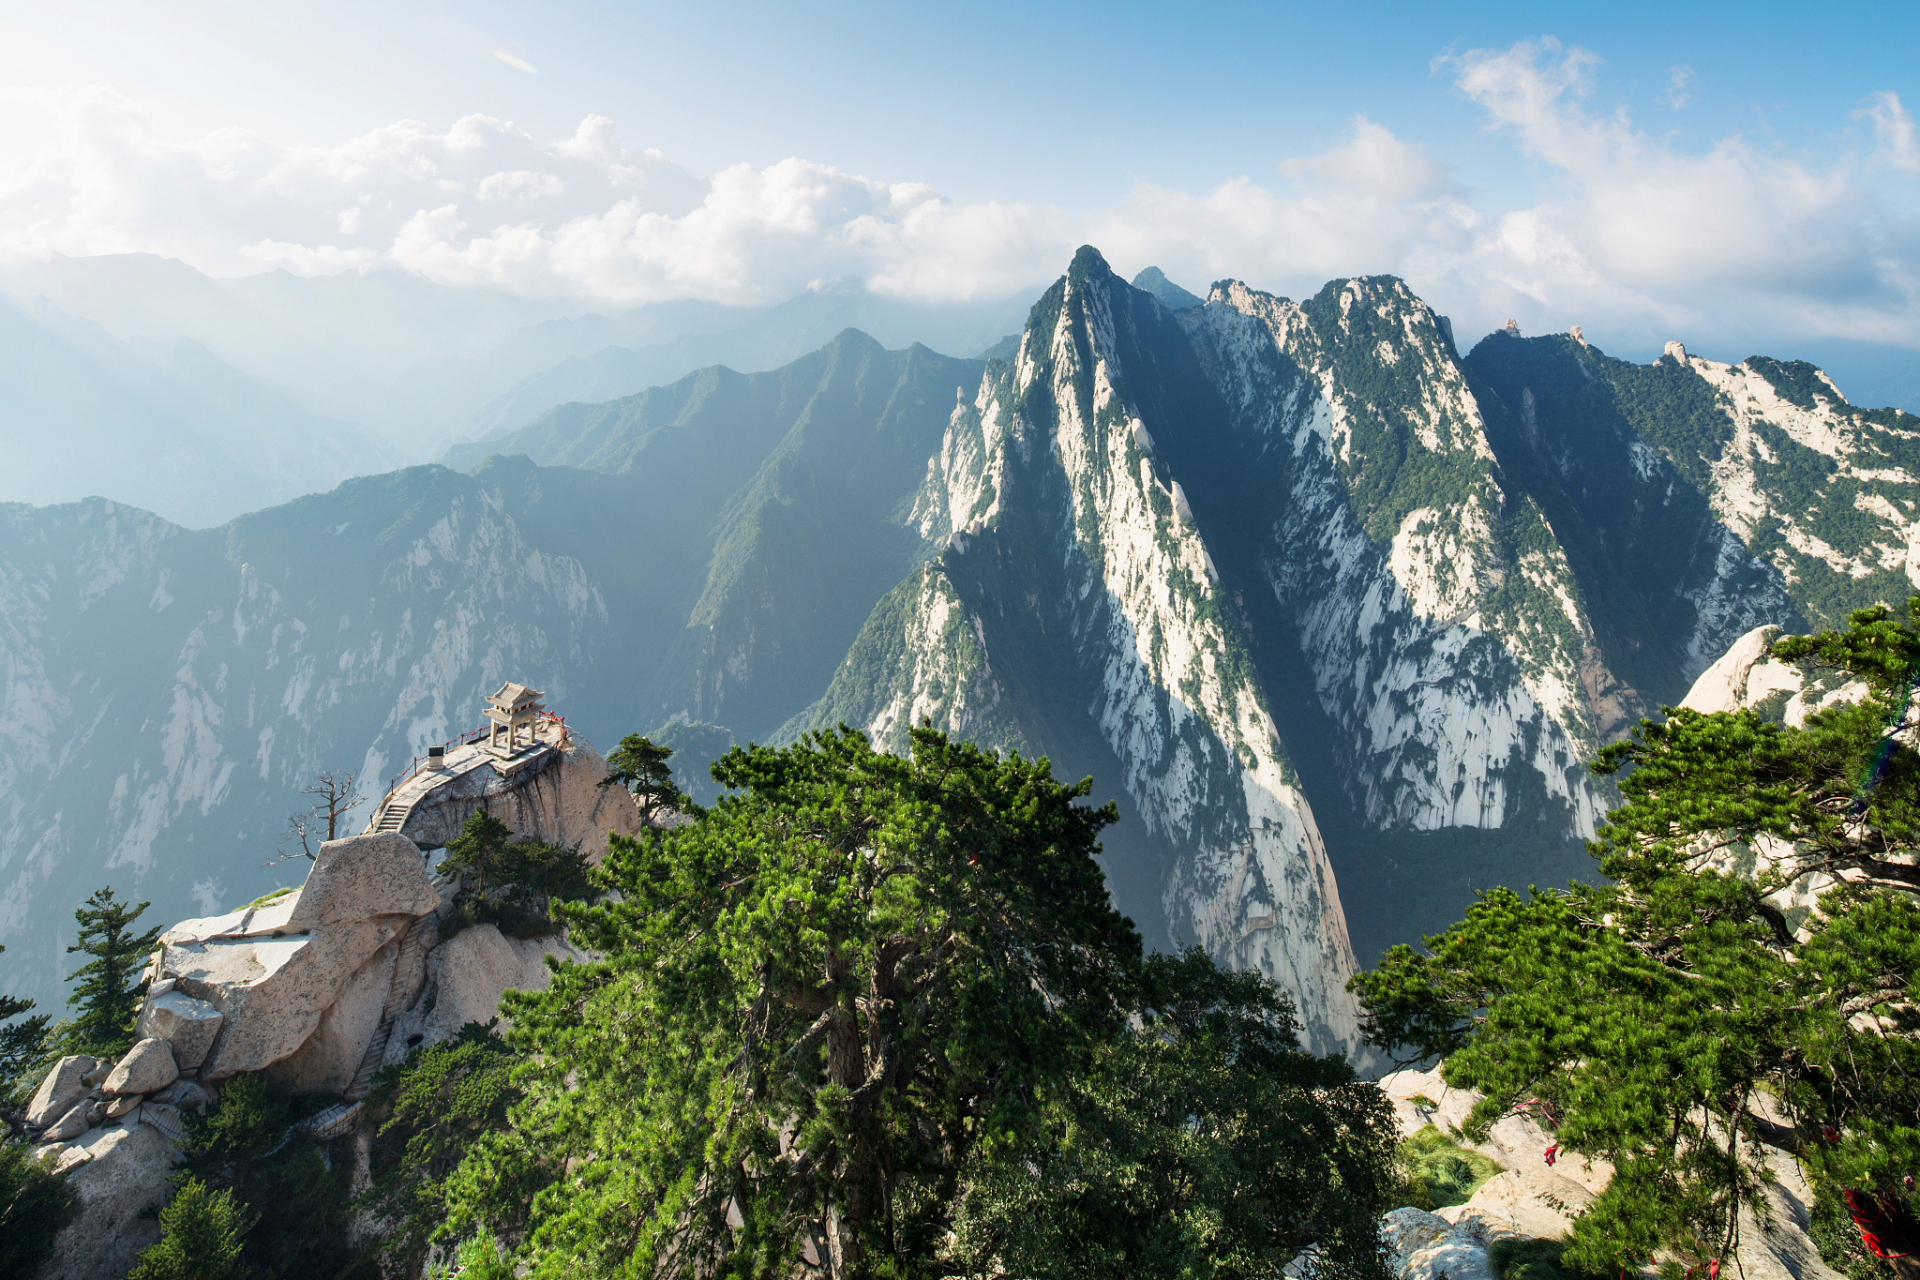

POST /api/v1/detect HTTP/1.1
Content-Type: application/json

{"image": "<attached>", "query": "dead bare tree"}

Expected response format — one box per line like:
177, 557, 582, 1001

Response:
270, 769, 364, 864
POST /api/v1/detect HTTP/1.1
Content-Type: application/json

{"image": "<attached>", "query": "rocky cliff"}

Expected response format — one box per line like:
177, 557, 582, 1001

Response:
21, 822, 598, 1280
8, 248, 1920, 1055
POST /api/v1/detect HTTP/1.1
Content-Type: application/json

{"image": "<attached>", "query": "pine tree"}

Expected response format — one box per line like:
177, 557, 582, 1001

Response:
598, 733, 688, 825
1353, 600, 1920, 1273
437, 811, 592, 938
64, 887, 162, 1060
436, 726, 1398, 1278
127, 1176, 252, 1280
0, 945, 50, 1086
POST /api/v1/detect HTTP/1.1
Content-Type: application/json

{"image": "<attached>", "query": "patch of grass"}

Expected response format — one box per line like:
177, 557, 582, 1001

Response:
1401, 1123, 1502, 1209
1489, 1238, 1608, 1280
245, 888, 295, 910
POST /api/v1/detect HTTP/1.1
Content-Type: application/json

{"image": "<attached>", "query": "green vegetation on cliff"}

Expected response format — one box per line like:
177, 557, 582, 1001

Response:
1354, 601, 1920, 1270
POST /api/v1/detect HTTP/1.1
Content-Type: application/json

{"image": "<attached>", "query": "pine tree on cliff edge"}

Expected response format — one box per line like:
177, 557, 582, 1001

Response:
64, 886, 162, 1060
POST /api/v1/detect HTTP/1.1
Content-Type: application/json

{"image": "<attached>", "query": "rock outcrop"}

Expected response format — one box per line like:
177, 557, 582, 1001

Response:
31, 1122, 182, 1280
1680, 623, 1872, 729
152, 831, 437, 1082
370, 722, 642, 864
22, 846, 598, 1279
384, 923, 585, 1057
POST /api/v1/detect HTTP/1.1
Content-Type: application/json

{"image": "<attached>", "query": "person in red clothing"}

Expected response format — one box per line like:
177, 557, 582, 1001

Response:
1845, 1189, 1920, 1276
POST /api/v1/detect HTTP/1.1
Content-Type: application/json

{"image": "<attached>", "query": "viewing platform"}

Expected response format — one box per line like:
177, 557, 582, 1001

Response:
357, 681, 640, 858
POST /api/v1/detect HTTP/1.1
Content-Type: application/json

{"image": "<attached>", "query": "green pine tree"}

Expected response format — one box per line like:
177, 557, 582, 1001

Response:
127, 1176, 252, 1280
63, 887, 162, 1060
1353, 600, 1920, 1272
435, 725, 1398, 1278
0, 946, 50, 1087
598, 733, 689, 824
360, 1025, 525, 1277
437, 811, 592, 939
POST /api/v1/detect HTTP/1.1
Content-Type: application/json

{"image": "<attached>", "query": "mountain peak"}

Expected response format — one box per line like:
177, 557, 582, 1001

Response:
1130, 266, 1204, 312
1067, 244, 1115, 284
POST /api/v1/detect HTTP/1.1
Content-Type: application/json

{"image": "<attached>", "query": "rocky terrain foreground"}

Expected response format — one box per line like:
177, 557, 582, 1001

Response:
1356, 1066, 1839, 1280
18, 826, 598, 1280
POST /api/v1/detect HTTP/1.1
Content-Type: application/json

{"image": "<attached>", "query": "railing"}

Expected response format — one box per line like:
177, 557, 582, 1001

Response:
380, 713, 568, 795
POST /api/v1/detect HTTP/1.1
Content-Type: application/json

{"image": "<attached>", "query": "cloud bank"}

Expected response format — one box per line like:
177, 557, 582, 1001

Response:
3, 39, 1916, 350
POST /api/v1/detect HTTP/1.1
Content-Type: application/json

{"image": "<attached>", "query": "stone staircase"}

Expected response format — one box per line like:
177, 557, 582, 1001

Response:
344, 912, 439, 1102
371, 800, 410, 834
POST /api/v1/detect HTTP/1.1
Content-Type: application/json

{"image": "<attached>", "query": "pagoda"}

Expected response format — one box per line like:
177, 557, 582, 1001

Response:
482, 681, 545, 754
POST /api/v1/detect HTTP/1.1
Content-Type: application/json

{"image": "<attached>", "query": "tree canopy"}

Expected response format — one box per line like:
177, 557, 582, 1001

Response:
63, 886, 161, 1060
436, 724, 1397, 1278
436, 810, 593, 939
1352, 601, 1920, 1272
0, 945, 49, 1095
600, 733, 690, 825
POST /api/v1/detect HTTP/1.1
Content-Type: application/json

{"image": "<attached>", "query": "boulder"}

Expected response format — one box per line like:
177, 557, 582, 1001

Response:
1400, 1215, 1503, 1280
265, 936, 398, 1094
1438, 1168, 1593, 1240
41, 1102, 93, 1143
105, 1093, 141, 1119
286, 833, 439, 930
103, 1038, 180, 1096
26, 1055, 101, 1129
1380, 1207, 1454, 1271
32, 1120, 181, 1280
166, 1080, 215, 1112
406, 925, 583, 1048
135, 988, 225, 1070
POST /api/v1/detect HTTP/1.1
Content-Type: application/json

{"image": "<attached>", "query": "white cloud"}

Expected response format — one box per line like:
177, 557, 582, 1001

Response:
475, 170, 565, 201
1859, 90, 1920, 175
1, 49, 1917, 352
1667, 66, 1693, 111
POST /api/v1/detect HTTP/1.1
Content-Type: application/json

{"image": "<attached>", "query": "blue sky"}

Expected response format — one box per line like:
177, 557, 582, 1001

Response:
2, 0, 1916, 362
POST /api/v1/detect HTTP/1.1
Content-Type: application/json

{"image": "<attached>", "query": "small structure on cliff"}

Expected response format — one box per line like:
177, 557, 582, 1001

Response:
482, 681, 545, 754
364, 682, 641, 861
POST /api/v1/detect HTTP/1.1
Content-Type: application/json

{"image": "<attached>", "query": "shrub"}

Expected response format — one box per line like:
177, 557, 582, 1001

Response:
180, 1073, 374, 1280
1399, 1124, 1500, 1209
0, 1138, 78, 1279
127, 1176, 251, 1280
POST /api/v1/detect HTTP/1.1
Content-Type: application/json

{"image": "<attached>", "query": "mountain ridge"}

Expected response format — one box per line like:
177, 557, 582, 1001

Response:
7, 251, 1920, 1051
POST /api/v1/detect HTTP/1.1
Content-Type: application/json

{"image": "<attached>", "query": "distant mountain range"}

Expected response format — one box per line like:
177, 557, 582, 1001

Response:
6, 249, 1920, 1051
0, 254, 1033, 525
